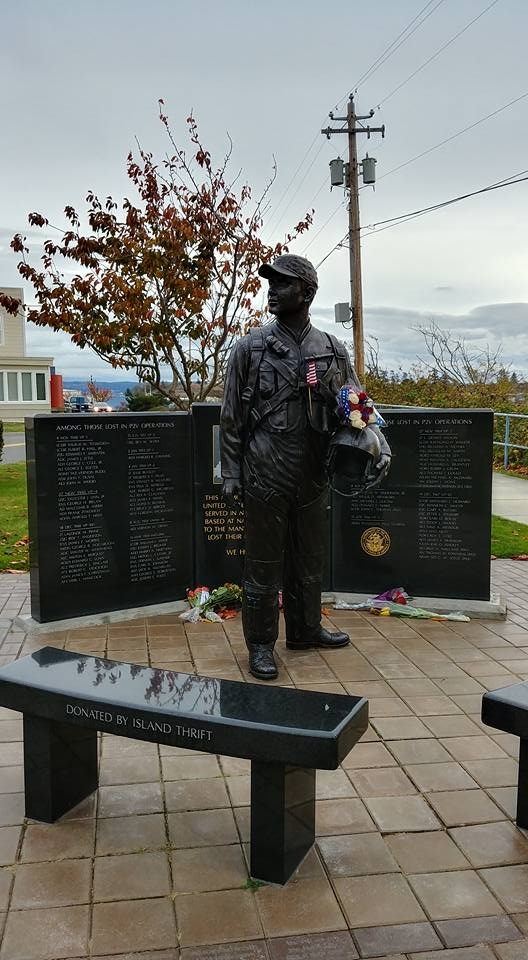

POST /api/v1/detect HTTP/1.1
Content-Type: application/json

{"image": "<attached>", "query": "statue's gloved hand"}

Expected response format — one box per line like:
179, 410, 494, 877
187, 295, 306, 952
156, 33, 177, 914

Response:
366, 453, 391, 491
222, 478, 243, 506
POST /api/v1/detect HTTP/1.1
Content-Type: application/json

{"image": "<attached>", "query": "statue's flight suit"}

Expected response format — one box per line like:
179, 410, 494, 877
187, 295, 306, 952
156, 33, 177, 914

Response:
221, 316, 389, 659
221, 253, 390, 679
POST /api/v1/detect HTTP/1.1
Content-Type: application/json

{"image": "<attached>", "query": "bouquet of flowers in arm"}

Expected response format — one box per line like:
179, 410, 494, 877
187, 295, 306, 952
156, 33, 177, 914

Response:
337, 386, 386, 430
180, 583, 242, 622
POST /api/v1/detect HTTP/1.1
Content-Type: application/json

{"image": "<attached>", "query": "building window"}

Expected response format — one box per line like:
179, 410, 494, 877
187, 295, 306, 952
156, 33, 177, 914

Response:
21, 372, 33, 401
35, 373, 46, 401
7, 372, 19, 401
0, 370, 48, 403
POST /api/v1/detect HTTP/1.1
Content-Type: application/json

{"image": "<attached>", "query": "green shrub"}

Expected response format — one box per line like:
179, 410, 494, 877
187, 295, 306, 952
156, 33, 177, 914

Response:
124, 387, 170, 412
365, 371, 528, 469
0, 421, 3, 463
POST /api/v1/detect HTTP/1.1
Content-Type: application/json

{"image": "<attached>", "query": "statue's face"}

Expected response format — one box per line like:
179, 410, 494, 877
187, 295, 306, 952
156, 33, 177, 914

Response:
267, 273, 306, 318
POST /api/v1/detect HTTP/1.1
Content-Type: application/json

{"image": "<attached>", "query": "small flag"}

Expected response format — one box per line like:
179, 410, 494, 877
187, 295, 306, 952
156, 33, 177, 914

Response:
306, 358, 317, 416
306, 359, 317, 387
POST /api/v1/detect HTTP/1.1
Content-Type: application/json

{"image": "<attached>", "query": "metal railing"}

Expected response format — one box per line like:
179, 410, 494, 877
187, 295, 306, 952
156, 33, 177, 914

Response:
493, 412, 528, 468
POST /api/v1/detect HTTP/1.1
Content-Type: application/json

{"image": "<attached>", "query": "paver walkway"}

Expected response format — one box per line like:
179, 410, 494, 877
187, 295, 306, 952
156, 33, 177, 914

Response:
1, 566, 528, 959
492, 474, 528, 526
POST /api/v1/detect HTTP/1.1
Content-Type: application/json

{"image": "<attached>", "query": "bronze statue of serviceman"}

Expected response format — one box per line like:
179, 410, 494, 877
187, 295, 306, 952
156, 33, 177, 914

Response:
220, 254, 391, 679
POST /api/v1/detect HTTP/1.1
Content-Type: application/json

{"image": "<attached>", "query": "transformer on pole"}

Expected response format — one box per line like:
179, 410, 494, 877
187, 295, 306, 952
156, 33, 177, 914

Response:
329, 158, 345, 187
361, 154, 377, 185
322, 98, 385, 381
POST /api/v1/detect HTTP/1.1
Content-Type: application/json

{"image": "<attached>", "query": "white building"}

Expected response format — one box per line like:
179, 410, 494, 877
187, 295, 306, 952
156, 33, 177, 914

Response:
0, 288, 53, 420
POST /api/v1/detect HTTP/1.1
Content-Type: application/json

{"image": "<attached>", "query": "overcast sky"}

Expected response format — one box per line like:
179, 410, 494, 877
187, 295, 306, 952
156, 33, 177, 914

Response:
1, 0, 527, 379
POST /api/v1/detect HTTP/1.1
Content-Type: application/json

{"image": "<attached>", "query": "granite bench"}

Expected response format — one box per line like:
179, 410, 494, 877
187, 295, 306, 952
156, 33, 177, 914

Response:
482, 682, 528, 827
0, 647, 368, 884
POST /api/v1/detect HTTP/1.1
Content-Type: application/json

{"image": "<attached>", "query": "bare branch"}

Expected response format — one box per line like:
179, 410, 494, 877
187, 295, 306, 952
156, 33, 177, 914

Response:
412, 320, 507, 385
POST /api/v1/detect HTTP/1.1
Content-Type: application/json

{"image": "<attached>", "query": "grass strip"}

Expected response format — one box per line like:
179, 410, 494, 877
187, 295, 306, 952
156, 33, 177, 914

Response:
491, 514, 528, 559
0, 463, 28, 572
1, 422, 24, 433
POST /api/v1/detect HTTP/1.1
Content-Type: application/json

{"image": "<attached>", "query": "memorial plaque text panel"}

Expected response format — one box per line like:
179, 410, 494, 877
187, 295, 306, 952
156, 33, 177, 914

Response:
331, 409, 493, 600
27, 413, 192, 621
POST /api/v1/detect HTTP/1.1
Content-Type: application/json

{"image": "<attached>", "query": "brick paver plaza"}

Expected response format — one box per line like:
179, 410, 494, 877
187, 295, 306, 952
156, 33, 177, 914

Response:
1, 563, 528, 959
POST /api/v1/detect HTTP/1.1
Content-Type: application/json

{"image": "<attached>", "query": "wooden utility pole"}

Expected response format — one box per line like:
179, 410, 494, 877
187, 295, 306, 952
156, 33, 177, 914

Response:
347, 96, 364, 380
322, 96, 384, 382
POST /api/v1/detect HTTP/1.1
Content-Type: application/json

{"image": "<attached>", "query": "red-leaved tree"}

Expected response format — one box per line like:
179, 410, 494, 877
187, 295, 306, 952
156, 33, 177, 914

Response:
86, 379, 112, 403
0, 103, 312, 408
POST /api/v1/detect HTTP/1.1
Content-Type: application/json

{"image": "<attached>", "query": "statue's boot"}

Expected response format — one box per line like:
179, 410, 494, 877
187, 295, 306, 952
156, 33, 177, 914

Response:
243, 561, 280, 680
283, 576, 350, 650
247, 643, 278, 680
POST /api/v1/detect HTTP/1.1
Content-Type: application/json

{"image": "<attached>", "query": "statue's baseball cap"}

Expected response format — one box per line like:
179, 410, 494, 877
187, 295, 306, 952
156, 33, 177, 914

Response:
258, 254, 318, 290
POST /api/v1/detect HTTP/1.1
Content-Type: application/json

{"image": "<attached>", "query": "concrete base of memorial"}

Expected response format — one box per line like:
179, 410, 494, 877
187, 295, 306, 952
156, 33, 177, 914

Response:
324, 591, 507, 620
16, 589, 506, 634
15, 599, 188, 635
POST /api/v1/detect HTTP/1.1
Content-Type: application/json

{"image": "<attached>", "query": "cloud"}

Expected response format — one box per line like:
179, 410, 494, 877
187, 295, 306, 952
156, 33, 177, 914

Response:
344, 301, 528, 376
461, 302, 528, 334
434, 285, 454, 292
19, 299, 528, 382
25, 323, 131, 381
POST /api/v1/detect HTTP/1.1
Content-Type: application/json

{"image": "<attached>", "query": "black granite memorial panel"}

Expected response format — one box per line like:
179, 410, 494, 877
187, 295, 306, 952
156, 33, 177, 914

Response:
191, 403, 245, 586
26, 413, 193, 621
192, 403, 331, 590
331, 409, 493, 600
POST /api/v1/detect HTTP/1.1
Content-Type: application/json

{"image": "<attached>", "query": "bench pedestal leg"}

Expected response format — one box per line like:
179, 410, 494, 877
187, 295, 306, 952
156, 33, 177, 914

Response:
516, 738, 528, 828
23, 716, 98, 823
250, 760, 315, 885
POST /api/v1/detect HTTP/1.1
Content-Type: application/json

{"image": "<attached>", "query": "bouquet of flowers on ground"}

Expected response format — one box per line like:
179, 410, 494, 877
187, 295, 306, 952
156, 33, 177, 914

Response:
369, 603, 469, 622
180, 583, 243, 622
337, 385, 386, 430
375, 587, 411, 605
334, 586, 469, 621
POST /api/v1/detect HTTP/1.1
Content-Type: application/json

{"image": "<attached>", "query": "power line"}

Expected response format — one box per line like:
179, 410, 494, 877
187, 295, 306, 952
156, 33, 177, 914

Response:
279, 8, 494, 243
379, 89, 528, 182
269, 137, 339, 231
315, 169, 528, 269
264, 133, 322, 236
376, 0, 502, 107
269, 1, 508, 246
361, 171, 528, 236
315, 232, 348, 270
302, 200, 346, 255
266, 0, 448, 234
311, 85, 527, 222
352, 0, 447, 92
335, 0, 445, 108
311, 86, 528, 273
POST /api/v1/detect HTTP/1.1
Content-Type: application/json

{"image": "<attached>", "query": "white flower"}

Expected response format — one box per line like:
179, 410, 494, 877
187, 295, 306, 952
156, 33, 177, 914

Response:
349, 412, 365, 429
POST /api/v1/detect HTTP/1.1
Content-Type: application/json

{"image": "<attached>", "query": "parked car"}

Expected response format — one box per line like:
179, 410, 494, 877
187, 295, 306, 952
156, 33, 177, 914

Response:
93, 403, 113, 413
66, 395, 93, 412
